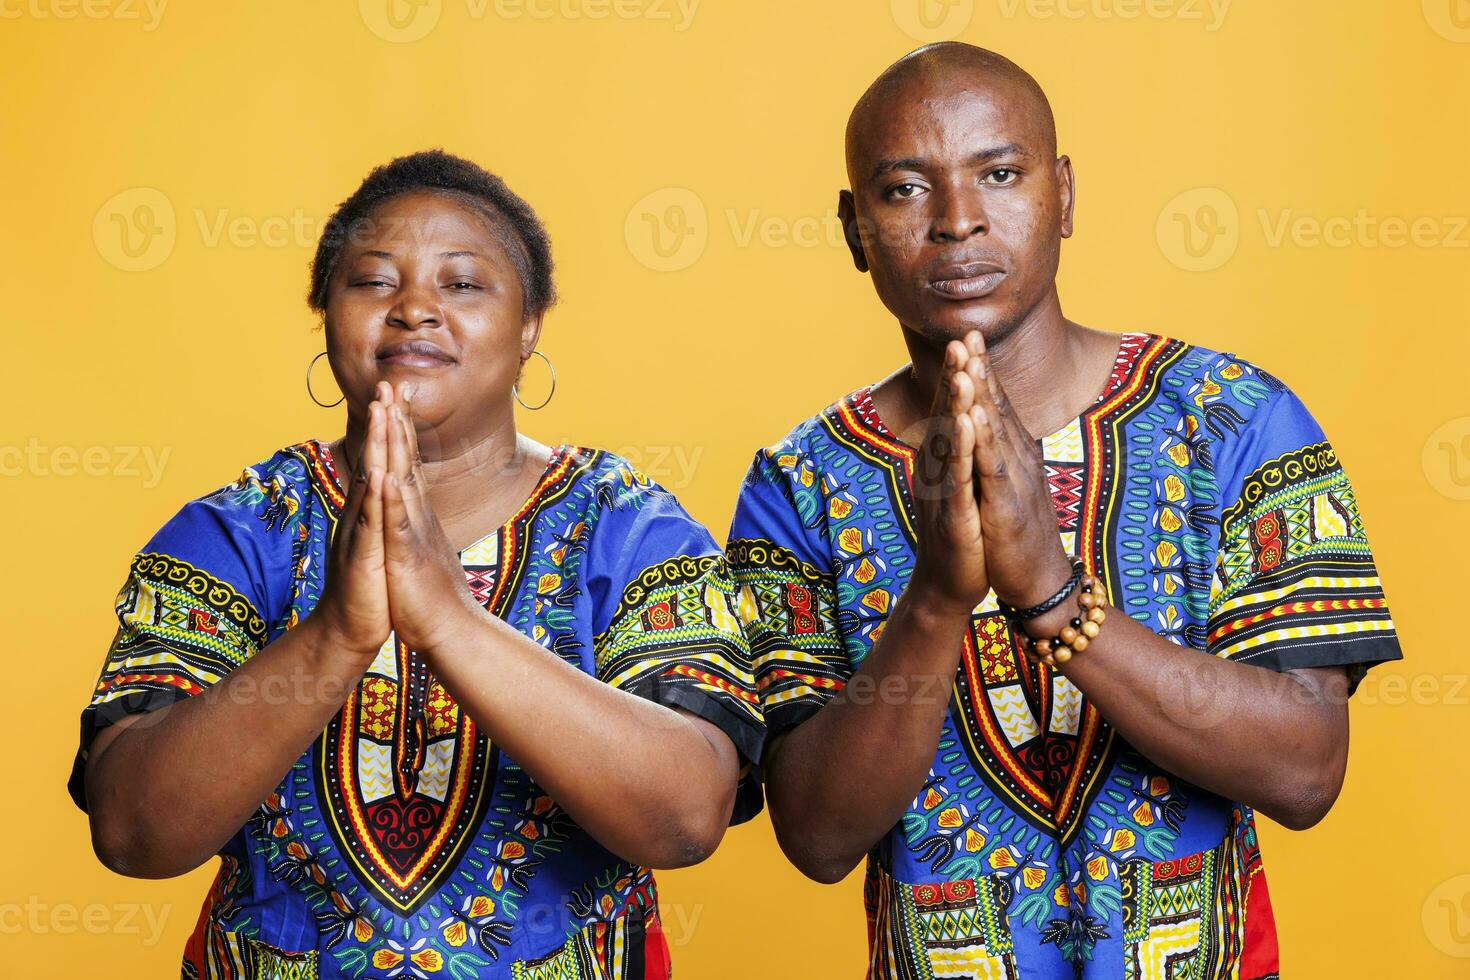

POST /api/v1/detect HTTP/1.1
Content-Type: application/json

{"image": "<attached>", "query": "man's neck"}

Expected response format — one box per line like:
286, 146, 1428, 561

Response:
879, 294, 1119, 444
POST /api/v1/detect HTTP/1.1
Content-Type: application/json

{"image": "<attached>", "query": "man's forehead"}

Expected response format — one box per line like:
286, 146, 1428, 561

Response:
849, 81, 1047, 173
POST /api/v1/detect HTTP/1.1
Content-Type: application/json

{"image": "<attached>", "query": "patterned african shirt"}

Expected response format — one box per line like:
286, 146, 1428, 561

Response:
68, 442, 764, 979
727, 333, 1400, 978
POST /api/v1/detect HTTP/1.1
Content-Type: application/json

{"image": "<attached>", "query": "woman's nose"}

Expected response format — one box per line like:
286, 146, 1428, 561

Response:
387, 281, 442, 329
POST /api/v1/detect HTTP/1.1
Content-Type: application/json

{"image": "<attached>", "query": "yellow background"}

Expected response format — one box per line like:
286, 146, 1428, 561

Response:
3, 0, 1468, 975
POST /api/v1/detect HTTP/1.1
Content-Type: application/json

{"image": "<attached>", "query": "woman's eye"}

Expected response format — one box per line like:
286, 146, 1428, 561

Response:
446, 281, 479, 290
357, 279, 392, 288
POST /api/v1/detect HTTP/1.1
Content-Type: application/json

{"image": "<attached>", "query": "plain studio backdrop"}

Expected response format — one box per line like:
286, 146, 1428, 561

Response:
1, 1, 1466, 975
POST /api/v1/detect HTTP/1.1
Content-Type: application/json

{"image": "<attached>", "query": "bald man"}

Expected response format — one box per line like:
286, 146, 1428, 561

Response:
727, 44, 1399, 976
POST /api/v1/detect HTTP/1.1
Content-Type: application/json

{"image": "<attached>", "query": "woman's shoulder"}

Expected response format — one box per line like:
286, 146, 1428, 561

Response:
559, 444, 683, 513
146, 441, 332, 558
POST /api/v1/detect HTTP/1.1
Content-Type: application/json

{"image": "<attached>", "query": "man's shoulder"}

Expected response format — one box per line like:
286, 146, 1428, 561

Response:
752, 386, 881, 471
1129, 334, 1306, 427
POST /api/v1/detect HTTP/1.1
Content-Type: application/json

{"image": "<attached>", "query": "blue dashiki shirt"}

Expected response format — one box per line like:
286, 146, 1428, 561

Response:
68, 442, 764, 979
726, 333, 1401, 978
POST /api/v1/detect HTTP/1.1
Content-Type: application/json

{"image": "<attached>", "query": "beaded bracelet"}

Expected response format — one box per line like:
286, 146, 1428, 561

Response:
997, 557, 1084, 623
1017, 573, 1108, 668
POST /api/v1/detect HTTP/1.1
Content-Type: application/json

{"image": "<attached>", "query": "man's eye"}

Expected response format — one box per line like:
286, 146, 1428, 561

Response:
986, 169, 1019, 186
889, 183, 924, 200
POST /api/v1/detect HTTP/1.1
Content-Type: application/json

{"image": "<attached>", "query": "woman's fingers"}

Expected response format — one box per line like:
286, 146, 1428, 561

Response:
388, 403, 433, 531
383, 471, 412, 553
350, 468, 385, 561
398, 388, 430, 494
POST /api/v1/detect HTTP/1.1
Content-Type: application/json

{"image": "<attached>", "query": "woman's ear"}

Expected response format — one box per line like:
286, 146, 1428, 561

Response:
520, 311, 545, 360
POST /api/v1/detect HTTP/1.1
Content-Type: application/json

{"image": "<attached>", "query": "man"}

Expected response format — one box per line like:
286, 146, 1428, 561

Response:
728, 43, 1399, 976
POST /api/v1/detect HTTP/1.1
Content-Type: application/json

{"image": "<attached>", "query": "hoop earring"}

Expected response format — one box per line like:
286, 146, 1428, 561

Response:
307, 352, 344, 408
513, 349, 556, 411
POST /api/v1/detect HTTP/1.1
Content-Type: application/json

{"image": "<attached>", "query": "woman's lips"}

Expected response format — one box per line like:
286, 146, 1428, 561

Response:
377, 342, 455, 368
927, 268, 1007, 300
379, 353, 454, 368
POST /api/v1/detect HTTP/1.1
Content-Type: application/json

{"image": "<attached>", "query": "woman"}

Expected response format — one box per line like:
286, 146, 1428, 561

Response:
67, 150, 764, 978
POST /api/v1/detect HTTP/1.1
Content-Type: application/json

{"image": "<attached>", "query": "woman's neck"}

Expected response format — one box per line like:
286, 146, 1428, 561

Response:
332, 412, 551, 551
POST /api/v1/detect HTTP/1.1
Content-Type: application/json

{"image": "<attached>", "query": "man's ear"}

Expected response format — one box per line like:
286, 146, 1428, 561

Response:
838, 189, 870, 273
1056, 155, 1076, 240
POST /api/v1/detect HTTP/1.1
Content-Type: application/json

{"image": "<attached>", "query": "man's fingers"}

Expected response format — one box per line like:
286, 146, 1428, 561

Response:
930, 339, 969, 416
948, 364, 976, 419
972, 404, 1010, 480
949, 408, 976, 498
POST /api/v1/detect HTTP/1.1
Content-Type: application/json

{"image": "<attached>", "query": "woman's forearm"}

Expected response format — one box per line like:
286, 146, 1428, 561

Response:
423, 609, 739, 869
85, 616, 370, 878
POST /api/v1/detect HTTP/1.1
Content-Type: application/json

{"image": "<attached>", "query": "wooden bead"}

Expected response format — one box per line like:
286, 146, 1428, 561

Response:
1071, 635, 1089, 652
1081, 620, 1100, 638
1059, 626, 1078, 645
1034, 638, 1054, 656
1088, 606, 1107, 624
1079, 591, 1098, 609
1052, 646, 1072, 665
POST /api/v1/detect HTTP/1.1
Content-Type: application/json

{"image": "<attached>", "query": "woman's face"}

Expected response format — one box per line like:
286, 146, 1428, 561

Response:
322, 191, 540, 449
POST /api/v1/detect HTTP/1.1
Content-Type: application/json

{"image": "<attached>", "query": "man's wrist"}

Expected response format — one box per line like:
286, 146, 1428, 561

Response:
903, 573, 981, 626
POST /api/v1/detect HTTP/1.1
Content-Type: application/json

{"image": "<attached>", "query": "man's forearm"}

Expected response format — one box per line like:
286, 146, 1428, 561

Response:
765, 587, 973, 883
1052, 612, 1350, 829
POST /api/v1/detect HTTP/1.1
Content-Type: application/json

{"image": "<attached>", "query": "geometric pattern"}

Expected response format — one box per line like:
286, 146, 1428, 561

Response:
73, 439, 763, 979
728, 331, 1399, 976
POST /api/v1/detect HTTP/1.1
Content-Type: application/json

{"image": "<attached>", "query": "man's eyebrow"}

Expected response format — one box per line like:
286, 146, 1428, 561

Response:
355, 250, 483, 258
972, 143, 1027, 163
869, 143, 1029, 180
871, 157, 926, 179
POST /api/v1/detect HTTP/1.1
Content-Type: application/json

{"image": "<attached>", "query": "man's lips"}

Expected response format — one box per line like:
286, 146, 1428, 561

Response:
377, 341, 456, 368
926, 262, 1007, 300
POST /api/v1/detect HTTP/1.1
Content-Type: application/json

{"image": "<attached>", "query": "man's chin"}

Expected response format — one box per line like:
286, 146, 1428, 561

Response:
906, 303, 1020, 346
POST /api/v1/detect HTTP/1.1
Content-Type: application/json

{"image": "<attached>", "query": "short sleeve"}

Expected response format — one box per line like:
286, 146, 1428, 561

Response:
585, 466, 765, 824
68, 489, 289, 812
726, 447, 851, 744
1206, 383, 1401, 693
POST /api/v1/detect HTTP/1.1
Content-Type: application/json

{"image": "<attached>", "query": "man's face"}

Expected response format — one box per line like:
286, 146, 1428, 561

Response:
841, 74, 1073, 344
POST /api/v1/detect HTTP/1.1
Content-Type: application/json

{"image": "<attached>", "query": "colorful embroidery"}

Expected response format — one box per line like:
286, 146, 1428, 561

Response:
729, 333, 1398, 976
72, 443, 762, 979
